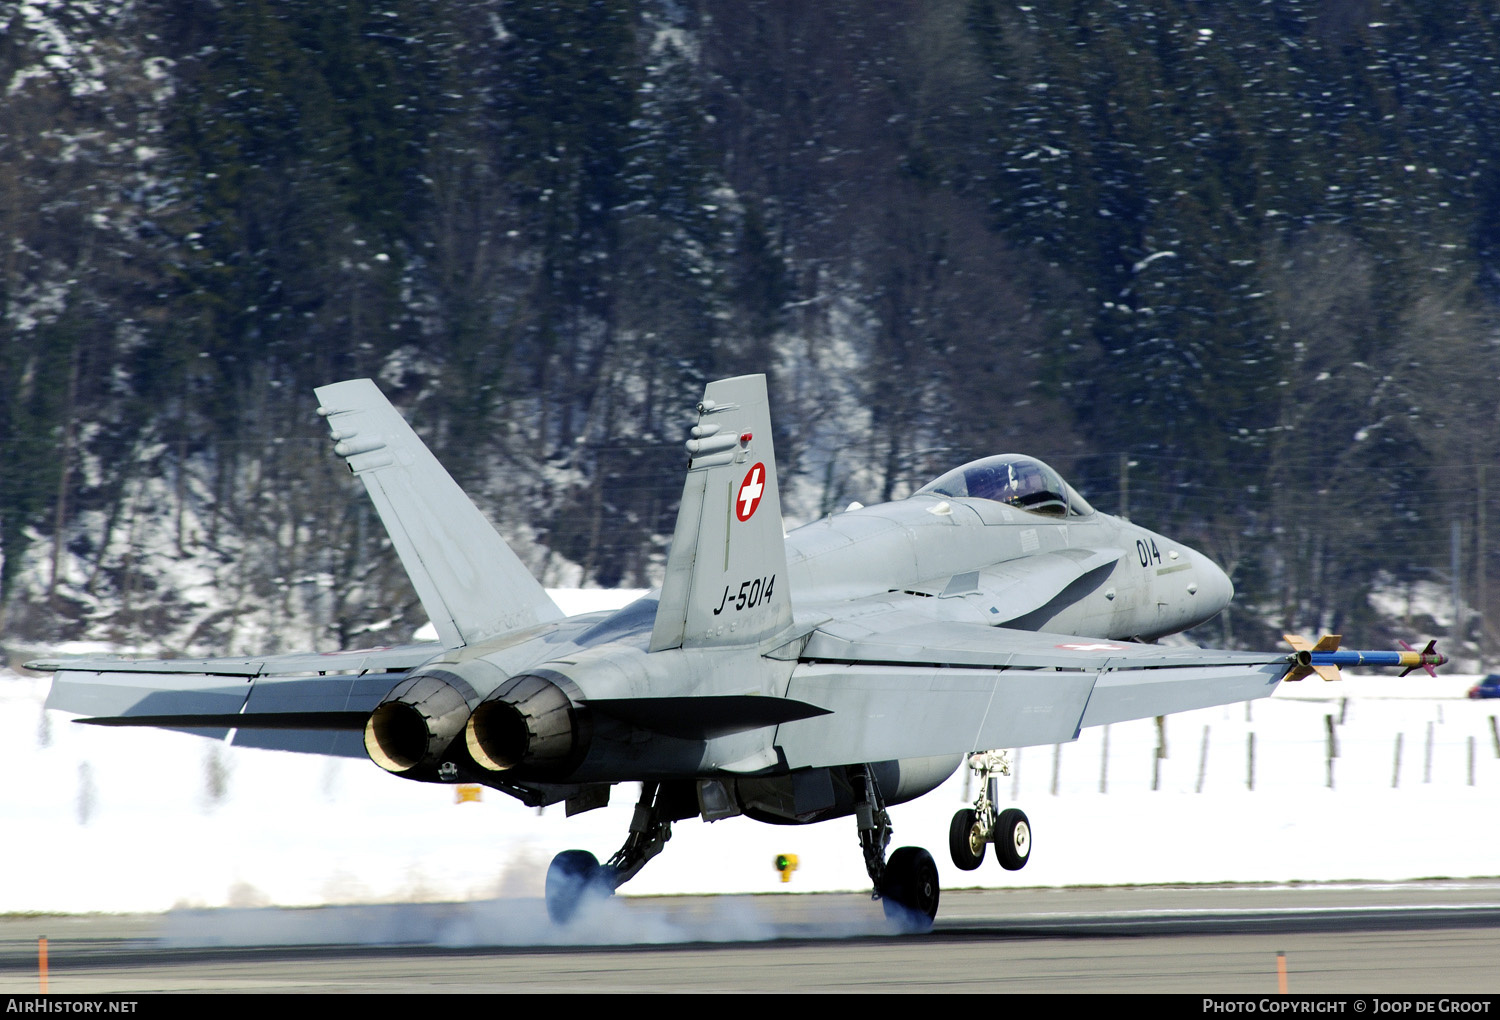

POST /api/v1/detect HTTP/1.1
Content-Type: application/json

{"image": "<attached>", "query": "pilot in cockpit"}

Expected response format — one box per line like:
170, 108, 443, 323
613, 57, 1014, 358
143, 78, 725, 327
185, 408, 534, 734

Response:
917, 454, 1083, 518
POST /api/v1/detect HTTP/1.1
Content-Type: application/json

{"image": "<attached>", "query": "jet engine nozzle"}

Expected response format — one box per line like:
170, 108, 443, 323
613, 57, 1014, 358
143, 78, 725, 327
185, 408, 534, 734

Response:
364, 671, 478, 775
466, 672, 586, 774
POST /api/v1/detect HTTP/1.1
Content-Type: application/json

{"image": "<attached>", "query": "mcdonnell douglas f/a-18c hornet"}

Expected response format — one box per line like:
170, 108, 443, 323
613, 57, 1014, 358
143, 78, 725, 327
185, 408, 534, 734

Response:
34, 375, 1445, 928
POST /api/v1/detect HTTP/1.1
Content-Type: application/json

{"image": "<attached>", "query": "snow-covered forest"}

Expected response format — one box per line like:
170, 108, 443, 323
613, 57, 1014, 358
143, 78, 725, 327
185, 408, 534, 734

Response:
3, 0, 1499, 661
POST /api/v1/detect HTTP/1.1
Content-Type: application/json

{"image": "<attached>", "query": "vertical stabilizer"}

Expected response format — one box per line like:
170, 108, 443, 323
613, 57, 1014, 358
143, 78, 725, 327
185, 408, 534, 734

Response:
650, 375, 793, 651
314, 379, 563, 649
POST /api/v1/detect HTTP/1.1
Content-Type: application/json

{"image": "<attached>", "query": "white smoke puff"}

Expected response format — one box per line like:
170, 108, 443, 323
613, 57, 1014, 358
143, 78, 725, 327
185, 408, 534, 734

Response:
158, 894, 896, 949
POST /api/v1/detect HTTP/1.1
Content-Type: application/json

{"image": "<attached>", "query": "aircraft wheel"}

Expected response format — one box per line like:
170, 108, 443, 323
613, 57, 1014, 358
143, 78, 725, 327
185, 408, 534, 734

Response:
545, 849, 612, 925
994, 807, 1031, 871
880, 846, 940, 932
948, 808, 986, 871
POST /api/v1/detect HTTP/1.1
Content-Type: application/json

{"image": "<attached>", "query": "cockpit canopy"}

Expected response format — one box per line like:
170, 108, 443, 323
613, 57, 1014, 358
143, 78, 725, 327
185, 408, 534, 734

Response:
915, 454, 1094, 518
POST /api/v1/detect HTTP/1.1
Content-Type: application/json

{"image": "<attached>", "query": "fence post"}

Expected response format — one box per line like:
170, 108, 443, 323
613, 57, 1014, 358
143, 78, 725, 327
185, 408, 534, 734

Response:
1325, 714, 1338, 789
1099, 724, 1110, 794
1424, 721, 1434, 784
1153, 715, 1166, 791
1196, 725, 1210, 794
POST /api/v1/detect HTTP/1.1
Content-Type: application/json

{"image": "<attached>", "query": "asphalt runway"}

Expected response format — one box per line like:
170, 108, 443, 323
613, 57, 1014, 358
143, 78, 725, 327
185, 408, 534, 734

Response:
5, 881, 1500, 993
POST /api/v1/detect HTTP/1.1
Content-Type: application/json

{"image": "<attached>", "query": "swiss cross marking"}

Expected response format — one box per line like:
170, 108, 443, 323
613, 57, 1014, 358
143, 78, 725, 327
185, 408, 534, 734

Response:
736, 462, 766, 522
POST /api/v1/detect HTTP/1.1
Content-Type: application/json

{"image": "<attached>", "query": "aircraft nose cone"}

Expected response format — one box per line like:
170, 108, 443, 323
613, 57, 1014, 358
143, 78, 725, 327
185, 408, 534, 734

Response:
1192, 550, 1234, 615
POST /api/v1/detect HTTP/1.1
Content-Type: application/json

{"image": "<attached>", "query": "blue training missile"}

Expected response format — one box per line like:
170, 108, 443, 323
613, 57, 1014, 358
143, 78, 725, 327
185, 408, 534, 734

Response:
1282, 634, 1446, 682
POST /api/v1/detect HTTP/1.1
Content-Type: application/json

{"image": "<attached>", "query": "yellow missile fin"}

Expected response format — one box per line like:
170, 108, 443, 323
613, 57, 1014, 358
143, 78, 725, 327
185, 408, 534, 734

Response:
1282, 634, 1343, 682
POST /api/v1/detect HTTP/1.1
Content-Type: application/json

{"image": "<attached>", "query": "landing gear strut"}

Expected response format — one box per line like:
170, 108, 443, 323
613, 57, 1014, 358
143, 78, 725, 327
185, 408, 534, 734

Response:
852, 764, 940, 930
950, 750, 1030, 872
544, 781, 683, 925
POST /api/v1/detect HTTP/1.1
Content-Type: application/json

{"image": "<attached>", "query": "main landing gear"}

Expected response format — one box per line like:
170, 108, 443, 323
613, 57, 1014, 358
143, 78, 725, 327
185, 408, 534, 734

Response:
853, 764, 940, 931
544, 781, 687, 925
542, 765, 953, 932
949, 750, 1031, 873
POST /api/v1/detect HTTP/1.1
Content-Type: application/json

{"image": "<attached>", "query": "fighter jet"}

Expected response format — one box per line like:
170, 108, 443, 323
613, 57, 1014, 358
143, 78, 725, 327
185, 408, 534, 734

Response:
33, 375, 1445, 929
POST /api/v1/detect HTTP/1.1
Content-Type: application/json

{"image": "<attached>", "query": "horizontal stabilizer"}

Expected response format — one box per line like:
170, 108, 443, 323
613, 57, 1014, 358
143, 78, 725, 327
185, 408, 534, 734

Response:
590, 695, 830, 740
73, 707, 376, 758
28, 643, 441, 678
80, 712, 367, 730
45, 670, 249, 722
44, 660, 408, 755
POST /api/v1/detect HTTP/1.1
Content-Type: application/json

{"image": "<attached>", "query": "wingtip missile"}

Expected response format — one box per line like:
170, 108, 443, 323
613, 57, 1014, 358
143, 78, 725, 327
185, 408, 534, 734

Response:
1281, 634, 1446, 682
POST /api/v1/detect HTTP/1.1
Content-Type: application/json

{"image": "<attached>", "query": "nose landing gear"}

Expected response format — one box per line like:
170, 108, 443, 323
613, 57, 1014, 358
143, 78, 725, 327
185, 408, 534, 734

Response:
950, 750, 1030, 873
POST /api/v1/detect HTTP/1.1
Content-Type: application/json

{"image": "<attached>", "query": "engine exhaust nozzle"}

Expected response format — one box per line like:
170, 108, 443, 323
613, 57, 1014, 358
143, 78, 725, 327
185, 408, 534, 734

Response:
466, 672, 584, 774
365, 671, 476, 775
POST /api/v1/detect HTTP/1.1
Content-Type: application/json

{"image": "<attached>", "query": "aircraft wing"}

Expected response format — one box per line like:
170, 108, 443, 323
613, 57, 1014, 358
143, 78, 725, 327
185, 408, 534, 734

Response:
32, 644, 437, 757
775, 617, 1286, 769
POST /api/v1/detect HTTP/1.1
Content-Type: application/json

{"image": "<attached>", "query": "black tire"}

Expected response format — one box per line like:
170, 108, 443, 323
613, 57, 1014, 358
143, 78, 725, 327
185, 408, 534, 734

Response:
880, 846, 940, 931
948, 808, 986, 871
994, 807, 1031, 871
545, 849, 610, 924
